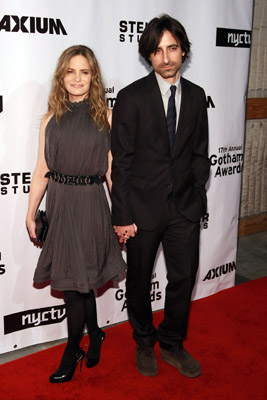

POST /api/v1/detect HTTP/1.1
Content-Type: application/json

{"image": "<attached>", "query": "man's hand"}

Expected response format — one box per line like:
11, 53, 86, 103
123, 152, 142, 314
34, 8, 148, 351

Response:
113, 224, 138, 243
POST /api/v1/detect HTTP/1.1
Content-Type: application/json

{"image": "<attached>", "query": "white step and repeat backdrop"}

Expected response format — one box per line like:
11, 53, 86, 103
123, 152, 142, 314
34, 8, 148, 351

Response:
0, 0, 253, 353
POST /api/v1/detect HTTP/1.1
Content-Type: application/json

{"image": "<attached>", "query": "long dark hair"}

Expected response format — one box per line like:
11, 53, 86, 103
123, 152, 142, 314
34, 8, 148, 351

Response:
139, 14, 191, 65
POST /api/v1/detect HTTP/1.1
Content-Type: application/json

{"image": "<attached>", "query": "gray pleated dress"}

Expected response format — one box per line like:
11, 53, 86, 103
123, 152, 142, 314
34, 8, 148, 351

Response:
34, 101, 126, 293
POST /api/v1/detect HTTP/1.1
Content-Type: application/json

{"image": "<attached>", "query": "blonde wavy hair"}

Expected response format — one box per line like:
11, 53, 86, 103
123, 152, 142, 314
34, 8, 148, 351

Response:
47, 45, 109, 130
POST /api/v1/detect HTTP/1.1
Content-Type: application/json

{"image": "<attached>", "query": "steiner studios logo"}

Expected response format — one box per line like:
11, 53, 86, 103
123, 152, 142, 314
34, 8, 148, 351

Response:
216, 28, 251, 48
119, 20, 148, 43
4, 305, 66, 334
0, 15, 67, 35
1, 172, 31, 195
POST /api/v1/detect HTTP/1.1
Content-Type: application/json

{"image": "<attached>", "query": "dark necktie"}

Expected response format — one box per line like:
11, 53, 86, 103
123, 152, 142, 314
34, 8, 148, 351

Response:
167, 85, 177, 152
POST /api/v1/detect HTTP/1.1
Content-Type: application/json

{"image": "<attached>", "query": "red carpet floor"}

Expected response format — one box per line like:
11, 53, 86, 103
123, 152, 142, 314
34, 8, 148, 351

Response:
1, 277, 267, 400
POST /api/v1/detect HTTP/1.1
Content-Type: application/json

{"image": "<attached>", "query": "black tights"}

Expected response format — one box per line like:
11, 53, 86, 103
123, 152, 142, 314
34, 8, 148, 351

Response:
58, 290, 101, 368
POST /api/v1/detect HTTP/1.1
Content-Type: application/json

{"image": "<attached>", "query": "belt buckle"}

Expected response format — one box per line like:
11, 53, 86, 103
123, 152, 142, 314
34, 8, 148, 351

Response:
66, 175, 73, 185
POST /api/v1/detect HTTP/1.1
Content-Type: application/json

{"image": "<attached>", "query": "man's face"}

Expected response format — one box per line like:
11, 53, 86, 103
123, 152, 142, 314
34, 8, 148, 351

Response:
150, 30, 185, 84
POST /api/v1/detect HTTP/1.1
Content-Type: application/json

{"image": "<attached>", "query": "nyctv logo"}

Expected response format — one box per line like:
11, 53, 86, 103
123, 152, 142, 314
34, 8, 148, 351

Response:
216, 28, 251, 48
4, 305, 66, 334
0, 15, 67, 35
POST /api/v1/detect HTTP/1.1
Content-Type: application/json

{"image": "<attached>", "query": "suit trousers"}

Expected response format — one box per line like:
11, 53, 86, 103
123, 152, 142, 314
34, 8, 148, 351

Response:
125, 195, 200, 351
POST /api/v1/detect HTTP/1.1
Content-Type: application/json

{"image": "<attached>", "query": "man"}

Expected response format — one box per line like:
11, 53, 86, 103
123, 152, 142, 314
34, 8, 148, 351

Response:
111, 14, 210, 378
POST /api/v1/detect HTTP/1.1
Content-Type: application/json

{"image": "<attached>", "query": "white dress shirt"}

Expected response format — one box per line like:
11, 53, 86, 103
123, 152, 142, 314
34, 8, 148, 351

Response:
155, 72, 182, 131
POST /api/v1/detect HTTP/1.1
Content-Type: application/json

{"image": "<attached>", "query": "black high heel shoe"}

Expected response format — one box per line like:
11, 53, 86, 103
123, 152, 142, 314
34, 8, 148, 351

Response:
49, 347, 85, 383
86, 331, 106, 368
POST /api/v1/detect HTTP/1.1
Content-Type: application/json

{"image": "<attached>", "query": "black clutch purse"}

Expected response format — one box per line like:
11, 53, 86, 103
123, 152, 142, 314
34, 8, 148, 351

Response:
35, 210, 49, 243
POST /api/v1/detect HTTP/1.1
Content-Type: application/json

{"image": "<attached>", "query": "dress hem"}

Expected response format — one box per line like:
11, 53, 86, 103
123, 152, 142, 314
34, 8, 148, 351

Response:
34, 267, 126, 293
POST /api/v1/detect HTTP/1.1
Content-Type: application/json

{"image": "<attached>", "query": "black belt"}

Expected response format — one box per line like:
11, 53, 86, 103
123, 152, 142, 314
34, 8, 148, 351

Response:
45, 171, 105, 185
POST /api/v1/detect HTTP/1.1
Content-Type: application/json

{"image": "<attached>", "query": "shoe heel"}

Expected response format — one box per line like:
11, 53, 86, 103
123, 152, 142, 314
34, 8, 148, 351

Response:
49, 347, 85, 383
79, 351, 85, 372
85, 331, 105, 368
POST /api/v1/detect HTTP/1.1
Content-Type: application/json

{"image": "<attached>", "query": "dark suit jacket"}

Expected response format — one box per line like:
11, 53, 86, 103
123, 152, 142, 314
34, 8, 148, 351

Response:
111, 71, 210, 230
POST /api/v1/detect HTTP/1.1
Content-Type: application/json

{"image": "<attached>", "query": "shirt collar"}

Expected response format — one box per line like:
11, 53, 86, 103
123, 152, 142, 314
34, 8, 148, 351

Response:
155, 72, 181, 96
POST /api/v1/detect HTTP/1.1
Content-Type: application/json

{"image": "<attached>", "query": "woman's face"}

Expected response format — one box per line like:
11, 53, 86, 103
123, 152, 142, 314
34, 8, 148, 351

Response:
63, 55, 92, 102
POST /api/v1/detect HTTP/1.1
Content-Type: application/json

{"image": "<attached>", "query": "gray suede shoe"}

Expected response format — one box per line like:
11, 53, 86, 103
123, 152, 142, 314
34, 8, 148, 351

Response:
136, 346, 158, 376
160, 346, 201, 378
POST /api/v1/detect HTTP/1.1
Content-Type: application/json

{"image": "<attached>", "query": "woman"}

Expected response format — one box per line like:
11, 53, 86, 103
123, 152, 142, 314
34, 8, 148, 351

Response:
26, 45, 126, 383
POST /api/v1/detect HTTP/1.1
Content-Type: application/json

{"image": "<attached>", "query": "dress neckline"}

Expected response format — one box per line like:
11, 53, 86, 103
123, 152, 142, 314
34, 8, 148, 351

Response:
68, 99, 89, 109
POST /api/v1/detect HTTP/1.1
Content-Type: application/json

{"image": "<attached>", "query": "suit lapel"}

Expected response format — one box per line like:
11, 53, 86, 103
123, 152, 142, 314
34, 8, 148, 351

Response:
142, 73, 192, 155
173, 77, 192, 153
143, 72, 170, 148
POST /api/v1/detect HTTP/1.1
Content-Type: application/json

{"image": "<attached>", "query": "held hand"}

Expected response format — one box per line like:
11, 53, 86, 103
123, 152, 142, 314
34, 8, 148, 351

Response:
113, 224, 138, 243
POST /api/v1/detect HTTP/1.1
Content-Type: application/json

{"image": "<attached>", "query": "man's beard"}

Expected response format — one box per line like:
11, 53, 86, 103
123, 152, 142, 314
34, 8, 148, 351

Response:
157, 62, 179, 79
